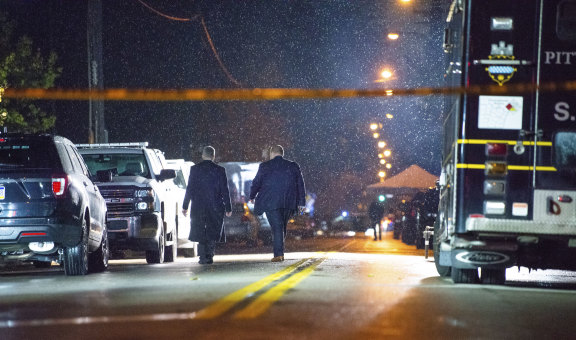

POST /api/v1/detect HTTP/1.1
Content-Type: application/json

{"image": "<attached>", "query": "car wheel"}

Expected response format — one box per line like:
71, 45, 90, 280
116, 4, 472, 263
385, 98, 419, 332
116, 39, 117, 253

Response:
451, 267, 479, 284
33, 261, 52, 269
164, 229, 178, 263
64, 217, 89, 276
89, 227, 109, 273
433, 219, 451, 277
146, 225, 165, 264
481, 268, 506, 285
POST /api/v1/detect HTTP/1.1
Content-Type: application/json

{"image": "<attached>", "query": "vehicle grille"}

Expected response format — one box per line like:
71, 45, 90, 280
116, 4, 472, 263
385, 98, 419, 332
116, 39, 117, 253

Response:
100, 189, 134, 199
100, 188, 135, 216
107, 203, 134, 215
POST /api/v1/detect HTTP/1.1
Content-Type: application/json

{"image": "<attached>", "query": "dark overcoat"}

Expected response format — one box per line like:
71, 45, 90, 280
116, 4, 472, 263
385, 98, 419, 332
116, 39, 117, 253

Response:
249, 156, 306, 215
183, 160, 232, 242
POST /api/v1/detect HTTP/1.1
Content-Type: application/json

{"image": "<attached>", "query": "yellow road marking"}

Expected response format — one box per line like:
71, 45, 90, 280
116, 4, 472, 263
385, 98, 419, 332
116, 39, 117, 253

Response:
233, 258, 326, 319
194, 259, 307, 319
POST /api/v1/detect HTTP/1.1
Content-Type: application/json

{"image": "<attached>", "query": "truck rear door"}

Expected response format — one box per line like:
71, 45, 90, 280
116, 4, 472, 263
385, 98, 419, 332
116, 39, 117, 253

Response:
534, 0, 576, 225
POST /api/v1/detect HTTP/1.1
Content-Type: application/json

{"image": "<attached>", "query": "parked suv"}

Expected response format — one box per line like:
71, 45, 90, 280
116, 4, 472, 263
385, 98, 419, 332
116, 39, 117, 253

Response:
0, 134, 109, 275
77, 143, 177, 264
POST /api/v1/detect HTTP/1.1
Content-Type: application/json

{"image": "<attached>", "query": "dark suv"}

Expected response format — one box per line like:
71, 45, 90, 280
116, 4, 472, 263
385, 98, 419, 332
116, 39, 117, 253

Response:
0, 134, 109, 275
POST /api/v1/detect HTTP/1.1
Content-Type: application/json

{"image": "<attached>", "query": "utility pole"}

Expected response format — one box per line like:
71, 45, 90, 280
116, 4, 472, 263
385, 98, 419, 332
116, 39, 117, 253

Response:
87, 0, 107, 143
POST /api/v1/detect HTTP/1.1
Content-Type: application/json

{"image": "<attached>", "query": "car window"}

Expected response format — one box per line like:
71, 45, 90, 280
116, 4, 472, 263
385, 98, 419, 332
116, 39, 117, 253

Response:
81, 152, 151, 178
70, 146, 90, 177
55, 142, 74, 173
173, 169, 187, 189
146, 149, 164, 176
65, 145, 85, 175
0, 138, 60, 169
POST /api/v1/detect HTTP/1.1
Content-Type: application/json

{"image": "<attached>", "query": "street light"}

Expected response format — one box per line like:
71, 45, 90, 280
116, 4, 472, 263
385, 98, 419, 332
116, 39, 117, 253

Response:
381, 69, 393, 80
386, 113, 394, 119
372, 132, 380, 139
378, 141, 386, 148
378, 171, 386, 178
370, 123, 379, 131
387, 33, 400, 40
386, 163, 392, 169
383, 150, 392, 157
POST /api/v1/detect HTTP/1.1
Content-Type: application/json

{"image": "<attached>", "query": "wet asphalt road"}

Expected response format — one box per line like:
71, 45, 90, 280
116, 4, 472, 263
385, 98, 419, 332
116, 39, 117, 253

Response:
1, 232, 576, 340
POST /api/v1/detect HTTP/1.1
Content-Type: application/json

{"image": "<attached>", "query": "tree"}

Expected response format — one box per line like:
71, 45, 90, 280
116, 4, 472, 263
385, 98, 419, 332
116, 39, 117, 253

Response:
0, 13, 61, 132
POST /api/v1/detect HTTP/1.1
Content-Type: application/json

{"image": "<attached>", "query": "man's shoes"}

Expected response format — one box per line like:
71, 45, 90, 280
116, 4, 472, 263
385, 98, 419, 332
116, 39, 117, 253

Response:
199, 258, 213, 265
271, 256, 284, 262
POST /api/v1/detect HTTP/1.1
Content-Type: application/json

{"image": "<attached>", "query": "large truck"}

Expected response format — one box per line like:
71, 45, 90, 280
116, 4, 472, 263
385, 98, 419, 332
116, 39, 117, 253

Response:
435, 0, 576, 284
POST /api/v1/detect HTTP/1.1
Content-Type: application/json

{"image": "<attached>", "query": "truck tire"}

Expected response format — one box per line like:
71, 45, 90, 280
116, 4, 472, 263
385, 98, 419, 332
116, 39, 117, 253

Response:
451, 267, 479, 284
433, 219, 451, 277
146, 226, 165, 264
481, 268, 506, 285
64, 217, 89, 276
89, 227, 109, 273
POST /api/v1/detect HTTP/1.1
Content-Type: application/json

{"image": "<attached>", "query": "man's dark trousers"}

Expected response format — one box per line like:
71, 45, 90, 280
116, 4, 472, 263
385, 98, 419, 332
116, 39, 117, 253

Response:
266, 209, 293, 257
198, 240, 215, 263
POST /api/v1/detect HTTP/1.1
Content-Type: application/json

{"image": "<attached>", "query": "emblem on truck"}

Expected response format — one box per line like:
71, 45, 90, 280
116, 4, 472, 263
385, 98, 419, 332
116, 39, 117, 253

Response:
485, 41, 517, 86
455, 251, 510, 265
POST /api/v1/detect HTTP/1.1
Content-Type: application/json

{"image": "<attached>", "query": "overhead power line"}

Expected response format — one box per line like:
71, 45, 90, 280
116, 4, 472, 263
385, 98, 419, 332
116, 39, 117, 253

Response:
136, 0, 242, 86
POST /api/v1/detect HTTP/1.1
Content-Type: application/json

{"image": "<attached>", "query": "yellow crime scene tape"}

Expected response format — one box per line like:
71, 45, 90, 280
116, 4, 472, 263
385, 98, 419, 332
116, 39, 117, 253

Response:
3, 81, 576, 101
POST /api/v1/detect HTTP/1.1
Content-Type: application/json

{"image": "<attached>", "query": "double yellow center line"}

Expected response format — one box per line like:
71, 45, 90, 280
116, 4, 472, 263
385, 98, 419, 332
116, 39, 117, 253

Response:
195, 256, 326, 320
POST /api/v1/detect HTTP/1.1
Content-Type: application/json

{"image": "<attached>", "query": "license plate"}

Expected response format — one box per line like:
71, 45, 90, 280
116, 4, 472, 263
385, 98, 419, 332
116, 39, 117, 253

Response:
0, 185, 4, 200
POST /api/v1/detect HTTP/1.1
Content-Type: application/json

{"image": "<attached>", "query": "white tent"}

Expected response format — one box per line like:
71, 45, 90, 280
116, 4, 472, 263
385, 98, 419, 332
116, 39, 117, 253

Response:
367, 164, 438, 191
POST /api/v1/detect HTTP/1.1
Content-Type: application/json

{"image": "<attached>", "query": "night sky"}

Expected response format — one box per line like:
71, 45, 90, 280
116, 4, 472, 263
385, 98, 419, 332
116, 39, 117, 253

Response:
1, 0, 448, 218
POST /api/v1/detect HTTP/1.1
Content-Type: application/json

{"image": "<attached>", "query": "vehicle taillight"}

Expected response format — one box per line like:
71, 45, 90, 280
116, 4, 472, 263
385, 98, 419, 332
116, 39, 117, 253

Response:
52, 175, 68, 197
486, 143, 508, 156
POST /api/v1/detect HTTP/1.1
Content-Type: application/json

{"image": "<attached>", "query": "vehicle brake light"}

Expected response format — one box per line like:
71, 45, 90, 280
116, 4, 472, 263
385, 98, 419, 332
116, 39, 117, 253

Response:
486, 143, 507, 156
52, 175, 68, 197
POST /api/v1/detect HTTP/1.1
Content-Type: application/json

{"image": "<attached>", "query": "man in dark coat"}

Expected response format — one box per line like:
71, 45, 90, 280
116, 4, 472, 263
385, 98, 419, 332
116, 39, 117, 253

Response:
250, 145, 306, 262
182, 146, 232, 264
369, 200, 385, 241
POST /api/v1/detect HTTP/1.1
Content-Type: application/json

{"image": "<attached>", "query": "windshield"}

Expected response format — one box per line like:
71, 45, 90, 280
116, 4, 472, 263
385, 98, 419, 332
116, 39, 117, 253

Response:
81, 153, 151, 178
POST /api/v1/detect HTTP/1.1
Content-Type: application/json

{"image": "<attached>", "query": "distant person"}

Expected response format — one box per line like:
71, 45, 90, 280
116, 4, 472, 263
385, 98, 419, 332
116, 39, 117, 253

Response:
182, 146, 232, 264
369, 200, 384, 241
250, 145, 306, 262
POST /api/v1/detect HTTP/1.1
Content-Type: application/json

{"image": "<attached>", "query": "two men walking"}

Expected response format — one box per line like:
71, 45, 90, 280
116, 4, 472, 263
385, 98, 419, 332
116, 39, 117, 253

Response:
183, 145, 306, 264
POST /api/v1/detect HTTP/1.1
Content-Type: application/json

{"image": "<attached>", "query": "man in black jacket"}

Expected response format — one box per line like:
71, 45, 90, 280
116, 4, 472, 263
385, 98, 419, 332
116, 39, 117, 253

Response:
250, 145, 306, 262
182, 146, 232, 264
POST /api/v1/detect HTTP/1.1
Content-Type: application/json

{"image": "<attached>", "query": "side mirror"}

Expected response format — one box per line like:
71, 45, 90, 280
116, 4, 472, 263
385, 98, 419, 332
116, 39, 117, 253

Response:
158, 169, 177, 181
96, 170, 113, 183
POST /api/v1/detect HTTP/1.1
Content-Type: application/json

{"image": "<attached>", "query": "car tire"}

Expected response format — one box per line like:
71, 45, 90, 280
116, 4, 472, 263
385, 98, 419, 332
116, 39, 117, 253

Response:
164, 229, 178, 263
89, 227, 109, 273
64, 217, 89, 276
481, 268, 506, 285
146, 226, 165, 264
433, 219, 451, 277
